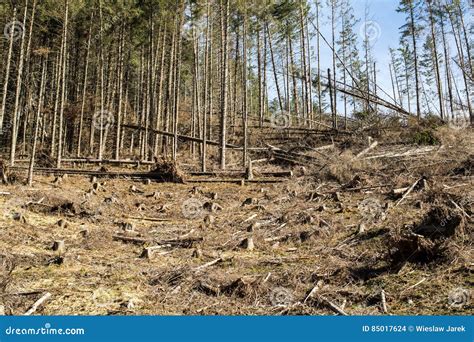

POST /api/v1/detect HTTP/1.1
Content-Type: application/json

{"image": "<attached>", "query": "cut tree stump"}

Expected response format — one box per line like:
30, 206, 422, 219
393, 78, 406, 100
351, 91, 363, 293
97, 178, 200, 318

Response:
52, 240, 65, 253
57, 219, 68, 228
239, 237, 254, 251
140, 245, 170, 259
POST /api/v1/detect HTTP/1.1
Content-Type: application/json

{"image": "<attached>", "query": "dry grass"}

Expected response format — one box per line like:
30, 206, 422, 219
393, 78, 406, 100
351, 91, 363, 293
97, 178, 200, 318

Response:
0, 126, 472, 316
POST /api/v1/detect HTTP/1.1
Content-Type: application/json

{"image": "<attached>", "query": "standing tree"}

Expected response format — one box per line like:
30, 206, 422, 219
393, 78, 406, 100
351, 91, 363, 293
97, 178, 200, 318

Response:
397, 0, 423, 120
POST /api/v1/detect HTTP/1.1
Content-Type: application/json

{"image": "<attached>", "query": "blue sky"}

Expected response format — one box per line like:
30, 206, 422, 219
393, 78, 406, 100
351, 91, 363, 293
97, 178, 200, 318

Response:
255, 0, 468, 116
315, 0, 406, 109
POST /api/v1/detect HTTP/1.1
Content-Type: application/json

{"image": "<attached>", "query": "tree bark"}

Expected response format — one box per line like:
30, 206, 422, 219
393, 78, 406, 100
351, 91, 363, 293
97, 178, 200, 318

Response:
10, 0, 29, 166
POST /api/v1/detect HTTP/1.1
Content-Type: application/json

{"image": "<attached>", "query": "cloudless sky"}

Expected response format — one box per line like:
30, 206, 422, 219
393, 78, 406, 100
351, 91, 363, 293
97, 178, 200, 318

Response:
300, 0, 406, 111
317, 0, 406, 106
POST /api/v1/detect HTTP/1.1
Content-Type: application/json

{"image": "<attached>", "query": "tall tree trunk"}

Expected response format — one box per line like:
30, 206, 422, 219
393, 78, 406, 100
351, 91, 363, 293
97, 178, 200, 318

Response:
172, 1, 185, 161
456, 1, 472, 78
257, 27, 263, 127
438, 4, 454, 118
403, 53, 412, 115
10, 0, 29, 166
389, 63, 398, 107
242, 12, 248, 168
315, 1, 322, 120
289, 37, 299, 121
0, 8, 16, 134
447, 3, 473, 122
21, 0, 37, 156
232, 26, 240, 133
202, 3, 210, 172
427, 0, 444, 120
57, 0, 68, 168
266, 22, 284, 114
328, 69, 336, 129
154, 28, 167, 156
408, 2, 421, 119
163, 26, 176, 155
115, 24, 125, 160
98, 2, 105, 160
28, 58, 47, 186
305, 15, 313, 126
299, 3, 310, 124
77, 13, 93, 157
52, 43, 63, 157
330, 0, 337, 122
219, 0, 229, 169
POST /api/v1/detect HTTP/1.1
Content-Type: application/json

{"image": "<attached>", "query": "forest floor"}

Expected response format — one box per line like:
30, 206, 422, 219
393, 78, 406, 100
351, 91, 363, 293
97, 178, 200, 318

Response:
0, 126, 472, 315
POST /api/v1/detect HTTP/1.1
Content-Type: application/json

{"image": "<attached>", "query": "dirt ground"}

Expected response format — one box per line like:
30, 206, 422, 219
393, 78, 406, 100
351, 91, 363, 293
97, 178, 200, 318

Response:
0, 127, 472, 316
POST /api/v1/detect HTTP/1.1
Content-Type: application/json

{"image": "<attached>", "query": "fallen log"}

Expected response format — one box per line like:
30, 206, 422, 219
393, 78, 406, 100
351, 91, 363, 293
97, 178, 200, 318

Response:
63, 158, 155, 165
12, 166, 287, 184
10, 166, 184, 182
355, 140, 378, 159
113, 235, 148, 245
395, 178, 423, 206
122, 124, 239, 149
24, 292, 52, 316
381, 290, 388, 314
188, 178, 285, 184
318, 295, 349, 316
364, 145, 440, 160
189, 170, 293, 178
158, 237, 203, 248
124, 215, 171, 222
194, 258, 223, 272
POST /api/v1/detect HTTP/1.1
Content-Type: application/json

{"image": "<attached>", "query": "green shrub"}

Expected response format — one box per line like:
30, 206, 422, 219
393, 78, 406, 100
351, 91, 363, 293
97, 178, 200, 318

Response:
412, 129, 439, 145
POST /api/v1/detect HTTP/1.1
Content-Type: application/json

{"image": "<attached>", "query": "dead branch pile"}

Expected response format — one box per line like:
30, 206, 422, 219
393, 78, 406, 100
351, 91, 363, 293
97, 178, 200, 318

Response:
149, 159, 185, 183
390, 200, 468, 265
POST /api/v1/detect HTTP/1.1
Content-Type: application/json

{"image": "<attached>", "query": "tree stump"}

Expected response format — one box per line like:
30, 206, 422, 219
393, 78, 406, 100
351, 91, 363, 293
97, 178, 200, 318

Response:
240, 237, 254, 251
79, 228, 89, 238
52, 240, 65, 254
57, 219, 68, 228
